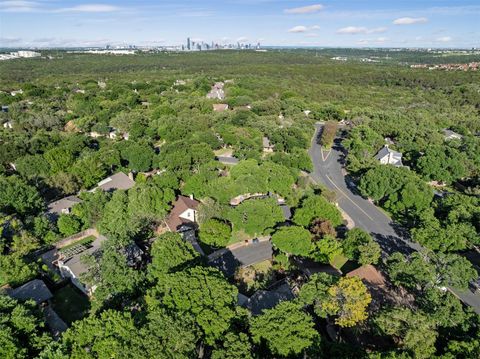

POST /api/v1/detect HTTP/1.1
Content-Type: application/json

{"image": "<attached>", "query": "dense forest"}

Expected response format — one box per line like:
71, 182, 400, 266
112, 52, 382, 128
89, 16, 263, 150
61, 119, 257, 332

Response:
0, 49, 479, 358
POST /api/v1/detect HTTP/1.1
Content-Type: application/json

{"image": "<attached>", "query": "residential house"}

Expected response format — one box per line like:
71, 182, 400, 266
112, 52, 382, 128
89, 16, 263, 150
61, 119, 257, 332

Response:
10, 89, 23, 96
1, 105, 8, 112
88, 131, 103, 138
56, 235, 106, 295
8, 279, 53, 305
443, 129, 463, 141
206, 82, 225, 100
213, 103, 229, 112
3, 121, 13, 129
94, 172, 135, 192
165, 195, 200, 232
262, 137, 274, 153
46, 195, 82, 221
244, 282, 295, 315
374, 145, 403, 167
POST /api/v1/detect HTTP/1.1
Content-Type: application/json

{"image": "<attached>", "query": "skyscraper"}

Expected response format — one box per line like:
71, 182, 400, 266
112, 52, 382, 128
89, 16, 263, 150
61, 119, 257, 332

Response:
187, 37, 191, 51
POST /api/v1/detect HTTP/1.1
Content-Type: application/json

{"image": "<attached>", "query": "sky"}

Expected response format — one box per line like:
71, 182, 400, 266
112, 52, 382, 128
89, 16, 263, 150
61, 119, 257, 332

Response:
0, 0, 479, 48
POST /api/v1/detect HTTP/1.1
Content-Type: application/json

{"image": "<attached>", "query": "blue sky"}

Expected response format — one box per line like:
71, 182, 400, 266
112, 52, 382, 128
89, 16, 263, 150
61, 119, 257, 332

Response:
0, 1, 479, 48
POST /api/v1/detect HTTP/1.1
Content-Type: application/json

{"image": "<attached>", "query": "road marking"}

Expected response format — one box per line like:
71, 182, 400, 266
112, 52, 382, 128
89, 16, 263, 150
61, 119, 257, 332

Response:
320, 147, 331, 162
325, 174, 374, 221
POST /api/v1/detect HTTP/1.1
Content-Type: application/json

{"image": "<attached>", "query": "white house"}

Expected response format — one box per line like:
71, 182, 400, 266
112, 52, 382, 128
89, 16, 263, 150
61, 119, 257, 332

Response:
3, 121, 13, 129
375, 145, 403, 167
443, 129, 463, 141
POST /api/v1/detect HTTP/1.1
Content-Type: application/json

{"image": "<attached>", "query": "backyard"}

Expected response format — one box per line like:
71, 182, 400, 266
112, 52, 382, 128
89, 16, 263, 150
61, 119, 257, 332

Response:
51, 284, 90, 325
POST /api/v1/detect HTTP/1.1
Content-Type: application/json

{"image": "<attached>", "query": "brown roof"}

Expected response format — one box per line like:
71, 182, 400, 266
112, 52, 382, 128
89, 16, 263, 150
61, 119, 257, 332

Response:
165, 196, 199, 231
347, 264, 387, 287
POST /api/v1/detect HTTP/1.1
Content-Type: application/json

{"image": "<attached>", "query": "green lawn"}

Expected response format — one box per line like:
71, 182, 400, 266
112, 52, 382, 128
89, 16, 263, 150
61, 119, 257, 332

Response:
51, 284, 90, 325
59, 235, 96, 253
330, 253, 349, 270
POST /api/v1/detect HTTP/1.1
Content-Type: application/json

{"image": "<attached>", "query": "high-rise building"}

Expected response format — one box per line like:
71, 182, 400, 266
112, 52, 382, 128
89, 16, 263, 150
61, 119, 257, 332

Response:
187, 37, 191, 51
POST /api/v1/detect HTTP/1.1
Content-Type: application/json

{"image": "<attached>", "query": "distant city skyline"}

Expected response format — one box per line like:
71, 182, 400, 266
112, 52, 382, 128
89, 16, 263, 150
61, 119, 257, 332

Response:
0, 1, 479, 48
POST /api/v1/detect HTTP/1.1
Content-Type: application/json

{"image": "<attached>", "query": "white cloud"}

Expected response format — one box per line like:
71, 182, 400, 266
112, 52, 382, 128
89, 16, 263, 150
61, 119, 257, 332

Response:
357, 39, 369, 45
311, 25, 320, 30
55, 4, 120, 13
0, 0, 39, 12
237, 37, 248, 43
336, 26, 386, 35
305, 32, 320, 38
375, 37, 388, 43
393, 17, 428, 25
284, 4, 324, 14
436, 36, 452, 42
288, 25, 307, 33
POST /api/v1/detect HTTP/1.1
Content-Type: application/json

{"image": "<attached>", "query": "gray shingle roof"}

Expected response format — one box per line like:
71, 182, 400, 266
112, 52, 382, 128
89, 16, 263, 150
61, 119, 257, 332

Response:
96, 172, 135, 192
375, 146, 403, 166
46, 196, 82, 217
10, 279, 53, 304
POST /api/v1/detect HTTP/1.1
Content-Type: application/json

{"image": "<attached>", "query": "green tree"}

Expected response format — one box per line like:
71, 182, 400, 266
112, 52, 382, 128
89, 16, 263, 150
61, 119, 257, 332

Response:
343, 228, 381, 265
298, 272, 338, 318
0, 254, 37, 287
211, 332, 253, 359
293, 194, 343, 227
374, 307, 437, 359
250, 301, 319, 357
271, 226, 312, 257
199, 219, 232, 247
57, 214, 82, 236
228, 198, 284, 236
310, 235, 343, 264
0, 295, 52, 358
147, 266, 238, 345
148, 232, 199, 277
44, 147, 75, 174
0, 175, 44, 215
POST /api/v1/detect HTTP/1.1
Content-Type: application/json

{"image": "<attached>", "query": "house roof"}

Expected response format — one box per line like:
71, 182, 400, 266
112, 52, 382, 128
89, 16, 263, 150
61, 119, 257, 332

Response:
246, 283, 295, 315
280, 205, 292, 220
10, 279, 53, 304
60, 235, 107, 278
165, 196, 200, 231
262, 136, 272, 148
443, 129, 463, 140
347, 264, 387, 288
46, 196, 82, 216
96, 172, 135, 192
213, 103, 229, 112
374, 146, 403, 166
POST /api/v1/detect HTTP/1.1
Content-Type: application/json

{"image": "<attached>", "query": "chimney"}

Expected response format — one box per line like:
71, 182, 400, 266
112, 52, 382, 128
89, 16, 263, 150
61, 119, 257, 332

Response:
189, 194, 194, 200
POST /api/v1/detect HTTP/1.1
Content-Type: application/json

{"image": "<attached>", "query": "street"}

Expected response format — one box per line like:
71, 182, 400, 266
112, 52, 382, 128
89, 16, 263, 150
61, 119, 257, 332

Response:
308, 123, 480, 314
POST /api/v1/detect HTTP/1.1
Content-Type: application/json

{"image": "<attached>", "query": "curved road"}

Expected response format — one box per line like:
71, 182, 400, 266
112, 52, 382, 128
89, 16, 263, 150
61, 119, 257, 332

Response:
308, 123, 480, 313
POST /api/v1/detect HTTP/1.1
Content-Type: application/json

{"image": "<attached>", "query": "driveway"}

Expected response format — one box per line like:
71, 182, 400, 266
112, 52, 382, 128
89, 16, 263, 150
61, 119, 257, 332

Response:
308, 123, 480, 314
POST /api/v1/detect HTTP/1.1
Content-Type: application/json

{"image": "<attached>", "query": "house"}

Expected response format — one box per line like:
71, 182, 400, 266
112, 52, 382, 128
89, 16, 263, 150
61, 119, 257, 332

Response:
165, 195, 200, 232
280, 204, 292, 221
443, 129, 463, 141
8, 279, 53, 305
242, 282, 295, 315
374, 145, 403, 167
108, 129, 117, 139
46, 195, 82, 221
94, 172, 135, 192
10, 89, 23, 96
3, 121, 13, 129
1, 105, 8, 112
262, 137, 274, 153
213, 103, 229, 112
88, 131, 103, 138
57, 235, 107, 295
206, 82, 225, 100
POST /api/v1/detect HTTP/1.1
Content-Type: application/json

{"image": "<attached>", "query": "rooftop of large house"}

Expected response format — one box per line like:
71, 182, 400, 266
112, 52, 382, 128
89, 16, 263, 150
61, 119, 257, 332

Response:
443, 129, 463, 140
244, 283, 295, 315
347, 264, 387, 287
9, 279, 53, 305
165, 195, 200, 231
46, 195, 82, 218
374, 145, 403, 167
213, 103, 229, 112
59, 235, 107, 278
95, 172, 135, 192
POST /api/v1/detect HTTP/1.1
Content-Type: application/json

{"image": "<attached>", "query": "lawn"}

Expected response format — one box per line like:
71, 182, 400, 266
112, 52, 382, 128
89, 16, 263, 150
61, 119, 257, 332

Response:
59, 235, 96, 253
51, 284, 90, 325
330, 253, 349, 270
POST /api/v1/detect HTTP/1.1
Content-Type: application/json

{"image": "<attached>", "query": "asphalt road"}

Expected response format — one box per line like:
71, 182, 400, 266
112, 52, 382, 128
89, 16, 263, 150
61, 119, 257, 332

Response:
308, 123, 480, 314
